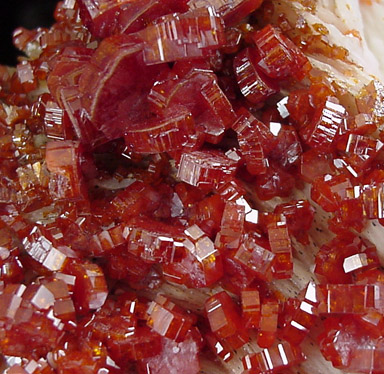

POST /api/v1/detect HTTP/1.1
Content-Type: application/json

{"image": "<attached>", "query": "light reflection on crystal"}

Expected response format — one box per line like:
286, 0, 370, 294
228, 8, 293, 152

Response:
140, 7, 225, 65
343, 253, 369, 273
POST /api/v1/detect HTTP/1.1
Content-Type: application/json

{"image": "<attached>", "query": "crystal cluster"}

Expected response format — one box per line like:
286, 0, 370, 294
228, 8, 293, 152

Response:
1, 0, 384, 373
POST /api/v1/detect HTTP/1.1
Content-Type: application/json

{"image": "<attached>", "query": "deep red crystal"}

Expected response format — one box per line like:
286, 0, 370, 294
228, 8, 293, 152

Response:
22, 225, 76, 273
205, 331, 234, 362
45, 140, 88, 201
0, 279, 75, 359
0, 227, 24, 284
241, 288, 261, 329
188, 0, 263, 26
2, 1, 384, 373
215, 200, 245, 250
257, 298, 279, 348
252, 24, 311, 80
274, 200, 315, 244
243, 341, 305, 373
124, 107, 195, 154
64, 260, 108, 313
149, 68, 236, 144
280, 282, 320, 345
146, 294, 195, 341
78, 0, 188, 38
254, 162, 296, 200
205, 291, 249, 349
233, 233, 275, 282
267, 216, 293, 279
79, 34, 165, 140
302, 97, 347, 153
233, 47, 279, 104
319, 316, 384, 374
139, 7, 226, 65
177, 150, 238, 191
232, 107, 269, 175
162, 224, 223, 288
311, 173, 353, 212
314, 234, 379, 284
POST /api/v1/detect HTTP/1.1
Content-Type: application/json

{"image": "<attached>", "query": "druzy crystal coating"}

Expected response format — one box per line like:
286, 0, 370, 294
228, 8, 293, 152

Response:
1, 0, 384, 373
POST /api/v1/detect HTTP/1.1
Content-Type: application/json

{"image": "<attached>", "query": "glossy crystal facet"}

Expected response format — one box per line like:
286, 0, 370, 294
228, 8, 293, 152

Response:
139, 7, 226, 65
205, 291, 249, 349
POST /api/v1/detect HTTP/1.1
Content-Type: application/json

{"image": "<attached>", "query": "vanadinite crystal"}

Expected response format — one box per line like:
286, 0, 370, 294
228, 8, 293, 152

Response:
1, 0, 384, 373
205, 291, 249, 349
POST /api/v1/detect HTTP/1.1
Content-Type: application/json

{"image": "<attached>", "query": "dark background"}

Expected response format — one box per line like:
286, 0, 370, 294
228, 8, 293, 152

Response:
0, 0, 59, 66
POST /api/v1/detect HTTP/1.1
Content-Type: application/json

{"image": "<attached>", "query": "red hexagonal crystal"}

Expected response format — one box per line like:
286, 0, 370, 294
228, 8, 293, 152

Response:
107, 325, 162, 363
317, 284, 379, 315
241, 288, 261, 329
78, 0, 188, 38
301, 97, 347, 153
266, 216, 293, 279
149, 68, 236, 144
172, 225, 223, 286
139, 7, 226, 65
360, 171, 384, 222
337, 133, 383, 175
162, 225, 223, 288
204, 331, 234, 362
0, 227, 24, 284
234, 233, 275, 282
42, 95, 73, 141
280, 282, 321, 345
254, 162, 296, 200
64, 260, 108, 313
319, 316, 384, 374
274, 200, 315, 245
124, 107, 196, 154
47, 46, 94, 107
4, 1, 384, 372
53, 332, 125, 374
177, 150, 238, 191
216, 179, 246, 201
215, 200, 245, 250
146, 294, 195, 341
0, 279, 75, 359
92, 223, 129, 255
79, 34, 166, 140
300, 149, 334, 183
232, 107, 269, 175
186, 194, 223, 235
268, 123, 302, 169
106, 180, 163, 223
123, 218, 186, 264
314, 234, 359, 284
252, 24, 311, 81
286, 89, 315, 129
16, 61, 38, 93
356, 80, 384, 125
311, 173, 353, 213
243, 341, 305, 373
22, 225, 77, 273
205, 291, 249, 349
45, 140, 88, 201
188, 0, 263, 26
233, 48, 279, 104
257, 298, 279, 348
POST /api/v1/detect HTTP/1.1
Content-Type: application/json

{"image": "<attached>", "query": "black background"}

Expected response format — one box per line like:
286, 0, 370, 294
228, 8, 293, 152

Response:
0, 0, 59, 66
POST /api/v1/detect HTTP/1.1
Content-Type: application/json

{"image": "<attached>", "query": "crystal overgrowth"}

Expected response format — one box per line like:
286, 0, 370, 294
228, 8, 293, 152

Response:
1, 0, 384, 373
